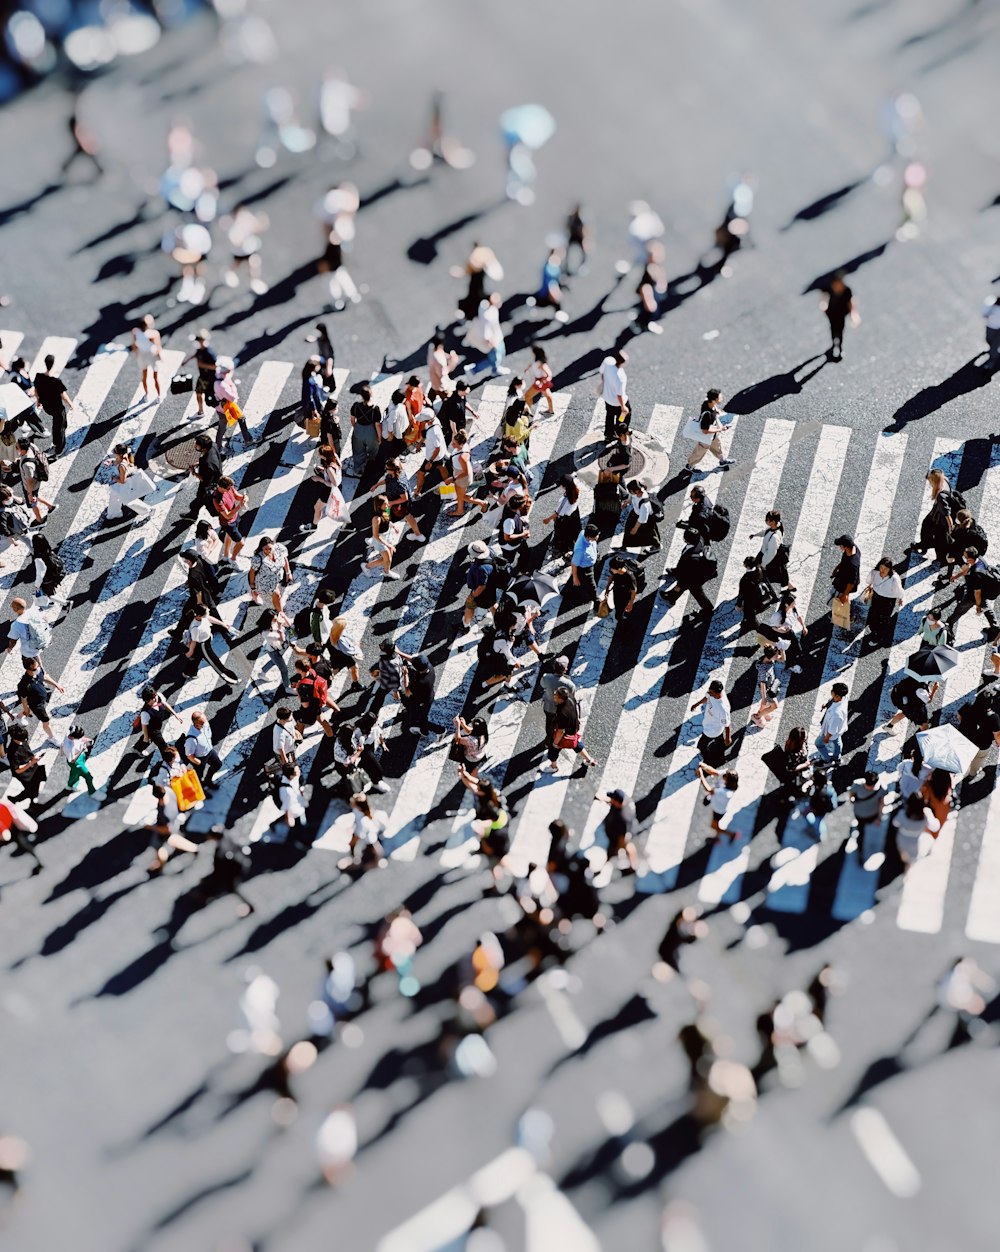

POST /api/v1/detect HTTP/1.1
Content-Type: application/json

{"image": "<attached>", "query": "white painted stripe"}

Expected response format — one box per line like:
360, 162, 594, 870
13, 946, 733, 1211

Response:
895, 812, 958, 933
831, 439, 965, 922
965, 785, 1000, 942
699, 423, 851, 905
766, 432, 908, 914
28, 335, 76, 376
851, 1107, 921, 1198
0, 331, 25, 364
505, 403, 684, 877
641, 426, 798, 883
520, 1172, 601, 1252
382, 392, 584, 851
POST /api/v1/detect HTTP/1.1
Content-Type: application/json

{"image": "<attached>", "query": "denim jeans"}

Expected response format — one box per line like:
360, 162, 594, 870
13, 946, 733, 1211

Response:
814, 733, 842, 763
468, 344, 505, 377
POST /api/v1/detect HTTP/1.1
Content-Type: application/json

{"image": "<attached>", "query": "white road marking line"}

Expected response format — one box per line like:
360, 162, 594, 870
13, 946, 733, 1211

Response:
28, 335, 77, 376
765, 432, 909, 914
831, 438, 965, 922
850, 1107, 921, 1198
0, 330, 25, 363
965, 783, 1000, 943
520, 1171, 602, 1252
699, 424, 852, 905
506, 403, 684, 877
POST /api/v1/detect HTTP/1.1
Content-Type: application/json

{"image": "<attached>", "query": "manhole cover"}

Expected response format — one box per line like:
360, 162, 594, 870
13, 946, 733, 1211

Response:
597, 445, 649, 477
164, 436, 203, 473
574, 430, 670, 488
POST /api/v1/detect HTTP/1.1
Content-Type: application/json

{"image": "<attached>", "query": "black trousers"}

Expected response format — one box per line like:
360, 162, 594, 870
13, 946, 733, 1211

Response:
191, 747, 223, 787
189, 640, 237, 683
568, 566, 598, 607
47, 408, 67, 456
677, 581, 713, 614
948, 595, 998, 634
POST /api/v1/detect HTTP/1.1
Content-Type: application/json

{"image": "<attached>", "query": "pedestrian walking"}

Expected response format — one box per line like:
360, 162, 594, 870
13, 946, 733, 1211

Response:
223, 203, 269, 294
682, 389, 734, 476
884, 674, 937, 734
13, 439, 56, 528
777, 726, 811, 798
17, 656, 62, 744
400, 653, 442, 735
830, 534, 860, 627
444, 432, 485, 520
301, 357, 328, 433
131, 314, 163, 400
622, 480, 661, 553
272, 706, 300, 766
214, 357, 255, 450
539, 686, 598, 774
814, 682, 849, 764
604, 555, 641, 623
105, 444, 154, 522
32, 353, 76, 458
185, 433, 223, 521
849, 771, 886, 860
526, 247, 568, 322
862, 556, 904, 647
695, 764, 739, 841
947, 547, 1000, 641
752, 645, 781, 727
541, 475, 581, 560
630, 242, 667, 335
7, 725, 46, 809
211, 475, 248, 566
136, 686, 177, 760
30, 533, 67, 610
750, 510, 789, 591
819, 272, 858, 361
463, 540, 499, 628
249, 536, 293, 612
660, 527, 716, 621
145, 784, 199, 874
958, 690, 1000, 781
937, 508, 988, 587
602, 788, 641, 872
525, 346, 557, 413
766, 591, 807, 672
278, 762, 308, 834
0, 796, 42, 872
892, 791, 939, 870
737, 556, 774, 631
2, 356, 46, 438
184, 605, 239, 685
564, 202, 593, 274
913, 468, 955, 564
5, 597, 52, 663
427, 335, 459, 396
438, 379, 477, 445
183, 328, 218, 418
414, 411, 450, 496
260, 609, 295, 697
567, 522, 600, 609
691, 679, 732, 767
333, 722, 389, 794
184, 710, 222, 788
348, 382, 382, 477
292, 660, 338, 739
599, 350, 629, 441
463, 294, 508, 381
347, 792, 388, 867
363, 495, 400, 580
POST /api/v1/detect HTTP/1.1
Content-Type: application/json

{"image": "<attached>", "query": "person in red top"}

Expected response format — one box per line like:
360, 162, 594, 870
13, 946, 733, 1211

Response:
211, 475, 247, 565
292, 659, 338, 739
404, 376, 426, 429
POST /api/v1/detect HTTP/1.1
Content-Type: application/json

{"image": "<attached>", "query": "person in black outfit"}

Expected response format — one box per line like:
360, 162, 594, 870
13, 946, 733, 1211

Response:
183, 329, 219, 419
348, 383, 381, 477
737, 556, 773, 630
438, 381, 474, 444
3, 357, 46, 437
677, 486, 714, 545
820, 273, 857, 361
7, 724, 45, 808
607, 556, 639, 623
185, 434, 223, 520
830, 533, 861, 603
32, 354, 76, 457
178, 551, 227, 635
320, 396, 342, 453
661, 528, 715, 618
400, 654, 443, 734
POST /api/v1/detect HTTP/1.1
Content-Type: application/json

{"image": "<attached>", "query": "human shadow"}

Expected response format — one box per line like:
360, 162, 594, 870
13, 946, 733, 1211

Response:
0, 181, 61, 229
545, 992, 656, 1078
726, 356, 827, 414
781, 181, 864, 231
886, 357, 995, 431
360, 174, 430, 211
803, 240, 891, 294
406, 201, 504, 265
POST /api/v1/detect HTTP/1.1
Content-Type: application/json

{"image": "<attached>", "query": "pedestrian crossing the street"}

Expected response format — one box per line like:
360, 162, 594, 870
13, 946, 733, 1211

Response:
0, 329, 998, 949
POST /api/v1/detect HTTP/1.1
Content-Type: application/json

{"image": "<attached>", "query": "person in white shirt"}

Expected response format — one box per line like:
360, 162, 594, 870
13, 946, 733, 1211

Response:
184, 709, 221, 787
862, 556, 904, 647
600, 350, 629, 441
415, 415, 448, 495
691, 679, 731, 767
278, 761, 307, 832
815, 682, 849, 763
695, 763, 739, 840
272, 707, 300, 765
464, 293, 508, 380
5, 597, 50, 661
185, 604, 238, 685
979, 295, 1000, 371
380, 389, 411, 448
623, 479, 659, 552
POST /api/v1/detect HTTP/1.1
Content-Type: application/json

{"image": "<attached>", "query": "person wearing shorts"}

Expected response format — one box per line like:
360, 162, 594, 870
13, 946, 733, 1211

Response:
212, 476, 246, 566
184, 329, 218, 418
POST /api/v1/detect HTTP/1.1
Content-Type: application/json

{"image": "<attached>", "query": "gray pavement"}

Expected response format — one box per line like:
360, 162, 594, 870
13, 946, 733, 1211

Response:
1, 1, 1000, 1250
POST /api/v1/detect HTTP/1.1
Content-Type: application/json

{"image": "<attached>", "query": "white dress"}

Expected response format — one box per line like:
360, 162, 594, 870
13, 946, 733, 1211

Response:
133, 328, 159, 372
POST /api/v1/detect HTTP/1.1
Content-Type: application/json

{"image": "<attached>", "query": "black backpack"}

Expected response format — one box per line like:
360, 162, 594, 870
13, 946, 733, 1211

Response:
648, 497, 665, 523
485, 555, 514, 594
947, 489, 968, 518
477, 627, 499, 665
28, 448, 50, 482
619, 555, 647, 593
0, 506, 27, 537
975, 562, 1000, 600
706, 504, 731, 543
967, 522, 989, 557
292, 605, 313, 639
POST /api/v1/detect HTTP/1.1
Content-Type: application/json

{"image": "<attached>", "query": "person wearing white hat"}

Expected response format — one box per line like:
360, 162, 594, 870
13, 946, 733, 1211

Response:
462, 540, 497, 629
213, 358, 255, 450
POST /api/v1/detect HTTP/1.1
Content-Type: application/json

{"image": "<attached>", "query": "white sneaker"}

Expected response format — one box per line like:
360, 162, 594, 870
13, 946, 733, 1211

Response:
371, 780, 390, 794
383, 570, 400, 580
539, 761, 560, 774
789, 664, 802, 674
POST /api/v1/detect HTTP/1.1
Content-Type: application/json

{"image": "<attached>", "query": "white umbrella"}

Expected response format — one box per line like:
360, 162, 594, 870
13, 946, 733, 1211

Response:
916, 725, 977, 774
0, 382, 34, 424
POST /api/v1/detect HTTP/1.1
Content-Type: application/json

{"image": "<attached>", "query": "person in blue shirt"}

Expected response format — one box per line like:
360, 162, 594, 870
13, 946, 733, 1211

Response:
570, 523, 600, 608
462, 540, 497, 628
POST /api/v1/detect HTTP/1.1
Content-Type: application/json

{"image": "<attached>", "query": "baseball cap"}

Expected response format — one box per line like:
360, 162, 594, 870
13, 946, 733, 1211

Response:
467, 540, 490, 560
833, 533, 855, 547
606, 788, 626, 803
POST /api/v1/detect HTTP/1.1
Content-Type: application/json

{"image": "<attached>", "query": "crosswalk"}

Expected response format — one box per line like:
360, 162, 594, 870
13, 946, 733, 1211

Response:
1, 326, 998, 948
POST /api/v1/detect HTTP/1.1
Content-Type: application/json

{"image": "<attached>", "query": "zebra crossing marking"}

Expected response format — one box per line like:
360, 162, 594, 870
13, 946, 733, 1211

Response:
966, 783, 1000, 943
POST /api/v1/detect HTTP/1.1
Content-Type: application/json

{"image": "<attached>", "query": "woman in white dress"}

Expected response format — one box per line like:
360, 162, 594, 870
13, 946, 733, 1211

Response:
131, 314, 162, 400
248, 535, 292, 612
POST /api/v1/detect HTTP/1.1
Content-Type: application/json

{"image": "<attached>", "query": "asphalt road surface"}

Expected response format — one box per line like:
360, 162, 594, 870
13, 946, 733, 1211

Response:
1, 1, 1000, 1250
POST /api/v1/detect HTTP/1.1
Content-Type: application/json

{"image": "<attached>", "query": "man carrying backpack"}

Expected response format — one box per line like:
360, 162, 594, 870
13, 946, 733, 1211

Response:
463, 540, 499, 628
948, 545, 1000, 641
5, 597, 52, 662
677, 486, 724, 546
15, 439, 56, 527
660, 528, 716, 620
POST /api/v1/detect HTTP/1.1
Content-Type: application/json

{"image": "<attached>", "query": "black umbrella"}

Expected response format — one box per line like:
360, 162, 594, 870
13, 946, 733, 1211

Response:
905, 644, 960, 681
508, 571, 560, 609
